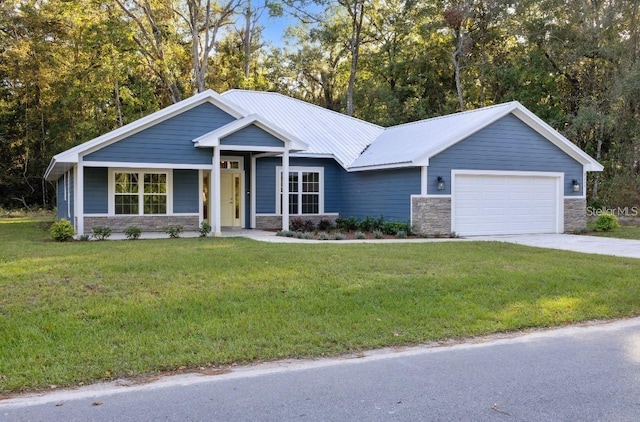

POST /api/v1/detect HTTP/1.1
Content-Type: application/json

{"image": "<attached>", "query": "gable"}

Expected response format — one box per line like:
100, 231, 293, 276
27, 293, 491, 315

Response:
83, 102, 236, 165
220, 124, 284, 148
429, 114, 584, 195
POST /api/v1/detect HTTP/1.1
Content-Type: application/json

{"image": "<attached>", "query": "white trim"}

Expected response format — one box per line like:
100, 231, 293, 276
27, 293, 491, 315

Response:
450, 169, 564, 235
347, 162, 414, 172
66, 171, 71, 219
421, 167, 427, 196
250, 155, 257, 228
107, 168, 174, 216
213, 147, 221, 235
198, 169, 204, 225
192, 114, 309, 151
221, 146, 286, 153
82, 161, 213, 170
282, 149, 290, 230
220, 155, 245, 171
77, 161, 84, 235
275, 166, 325, 216
45, 90, 248, 180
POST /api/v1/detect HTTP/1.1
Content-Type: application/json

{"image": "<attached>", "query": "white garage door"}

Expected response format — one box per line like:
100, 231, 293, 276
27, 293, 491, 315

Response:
453, 173, 561, 236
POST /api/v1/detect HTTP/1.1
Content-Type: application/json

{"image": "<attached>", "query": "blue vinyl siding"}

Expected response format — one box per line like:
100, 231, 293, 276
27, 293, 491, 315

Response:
340, 167, 422, 221
429, 114, 584, 196
56, 168, 74, 221
173, 170, 199, 213
84, 103, 235, 164
84, 167, 108, 214
220, 125, 283, 147
255, 157, 342, 214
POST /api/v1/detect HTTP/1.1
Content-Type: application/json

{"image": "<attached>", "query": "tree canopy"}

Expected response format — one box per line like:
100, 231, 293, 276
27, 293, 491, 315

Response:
1, 0, 639, 208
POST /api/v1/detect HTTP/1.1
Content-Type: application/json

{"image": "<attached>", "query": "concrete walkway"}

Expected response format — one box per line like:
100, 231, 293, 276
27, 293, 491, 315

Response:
108, 229, 640, 259
473, 233, 640, 259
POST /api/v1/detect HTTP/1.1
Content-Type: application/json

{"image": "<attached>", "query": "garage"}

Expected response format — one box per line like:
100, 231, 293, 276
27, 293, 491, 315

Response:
452, 172, 562, 236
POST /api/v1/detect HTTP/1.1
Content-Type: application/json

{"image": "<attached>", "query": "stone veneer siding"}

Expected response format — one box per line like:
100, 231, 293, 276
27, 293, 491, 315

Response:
564, 197, 587, 233
411, 196, 451, 236
84, 215, 200, 233
255, 214, 338, 230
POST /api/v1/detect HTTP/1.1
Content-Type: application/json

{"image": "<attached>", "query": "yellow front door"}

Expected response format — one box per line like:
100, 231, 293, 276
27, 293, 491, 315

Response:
220, 172, 242, 227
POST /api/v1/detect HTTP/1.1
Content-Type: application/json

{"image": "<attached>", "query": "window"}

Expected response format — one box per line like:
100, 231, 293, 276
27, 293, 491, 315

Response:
114, 171, 167, 215
277, 167, 323, 215
220, 160, 240, 169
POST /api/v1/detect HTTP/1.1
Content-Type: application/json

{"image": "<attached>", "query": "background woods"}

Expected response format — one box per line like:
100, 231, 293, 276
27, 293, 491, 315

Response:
1, 0, 639, 209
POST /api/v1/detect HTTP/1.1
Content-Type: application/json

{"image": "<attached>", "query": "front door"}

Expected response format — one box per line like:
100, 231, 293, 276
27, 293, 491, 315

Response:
220, 172, 242, 227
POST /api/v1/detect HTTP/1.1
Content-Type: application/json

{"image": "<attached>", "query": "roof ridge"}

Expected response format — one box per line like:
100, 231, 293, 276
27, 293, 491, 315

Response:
222, 89, 384, 130
385, 101, 520, 131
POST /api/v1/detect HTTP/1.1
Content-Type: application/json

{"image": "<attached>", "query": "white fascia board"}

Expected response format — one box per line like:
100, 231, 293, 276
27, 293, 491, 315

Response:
194, 114, 310, 152
82, 161, 214, 170
346, 161, 414, 172
45, 90, 248, 180
510, 108, 604, 172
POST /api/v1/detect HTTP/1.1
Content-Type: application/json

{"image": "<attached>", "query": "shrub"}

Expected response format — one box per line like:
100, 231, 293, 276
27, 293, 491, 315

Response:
317, 218, 333, 231
333, 232, 346, 240
355, 230, 366, 239
165, 225, 183, 238
318, 231, 330, 240
91, 226, 112, 241
381, 220, 410, 235
335, 216, 358, 231
78, 234, 90, 241
396, 230, 407, 239
199, 221, 212, 237
301, 232, 314, 240
124, 226, 142, 240
276, 230, 295, 237
373, 229, 383, 239
357, 216, 379, 232
594, 212, 619, 231
291, 218, 315, 232
50, 219, 74, 242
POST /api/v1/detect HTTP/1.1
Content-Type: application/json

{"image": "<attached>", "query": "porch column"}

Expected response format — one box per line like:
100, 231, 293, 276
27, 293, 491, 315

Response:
282, 147, 290, 231
250, 154, 257, 228
213, 146, 221, 236
76, 160, 84, 236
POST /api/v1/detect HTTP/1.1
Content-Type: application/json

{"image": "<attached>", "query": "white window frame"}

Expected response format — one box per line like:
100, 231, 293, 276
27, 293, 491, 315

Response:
108, 168, 173, 215
276, 166, 324, 215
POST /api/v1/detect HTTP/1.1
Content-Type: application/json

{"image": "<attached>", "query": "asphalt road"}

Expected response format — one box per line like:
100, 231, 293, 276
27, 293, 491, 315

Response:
2, 318, 640, 422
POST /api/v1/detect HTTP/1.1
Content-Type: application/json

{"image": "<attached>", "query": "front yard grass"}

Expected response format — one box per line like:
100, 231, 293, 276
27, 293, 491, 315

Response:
588, 225, 640, 240
1, 217, 640, 394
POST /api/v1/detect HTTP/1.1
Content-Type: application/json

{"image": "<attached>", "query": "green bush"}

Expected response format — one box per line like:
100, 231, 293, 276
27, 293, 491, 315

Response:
50, 219, 74, 242
318, 231, 330, 240
373, 229, 383, 239
91, 226, 112, 241
165, 225, 183, 238
198, 221, 212, 237
124, 226, 142, 240
396, 230, 407, 239
355, 231, 366, 239
381, 220, 411, 235
335, 216, 358, 232
317, 218, 333, 231
594, 212, 619, 231
334, 232, 346, 240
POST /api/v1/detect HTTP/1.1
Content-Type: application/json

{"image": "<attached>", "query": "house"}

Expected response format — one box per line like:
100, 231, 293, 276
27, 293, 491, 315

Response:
44, 89, 603, 237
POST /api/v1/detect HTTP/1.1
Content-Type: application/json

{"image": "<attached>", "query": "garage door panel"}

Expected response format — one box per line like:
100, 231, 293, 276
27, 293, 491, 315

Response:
453, 174, 560, 236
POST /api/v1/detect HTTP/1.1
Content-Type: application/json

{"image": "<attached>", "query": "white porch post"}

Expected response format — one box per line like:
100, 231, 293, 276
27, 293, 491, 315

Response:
282, 147, 290, 231
213, 147, 221, 236
250, 154, 257, 229
76, 160, 84, 236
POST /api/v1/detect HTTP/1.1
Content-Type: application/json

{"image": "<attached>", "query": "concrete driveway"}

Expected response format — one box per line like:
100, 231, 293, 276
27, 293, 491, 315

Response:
474, 233, 640, 259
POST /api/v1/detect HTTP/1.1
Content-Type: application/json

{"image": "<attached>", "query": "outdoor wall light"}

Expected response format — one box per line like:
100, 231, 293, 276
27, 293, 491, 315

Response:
572, 179, 580, 192
437, 176, 445, 191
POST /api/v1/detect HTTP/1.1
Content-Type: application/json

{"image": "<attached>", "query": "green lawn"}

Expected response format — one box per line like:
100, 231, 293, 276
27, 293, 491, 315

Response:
1, 217, 640, 395
588, 225, 640, 240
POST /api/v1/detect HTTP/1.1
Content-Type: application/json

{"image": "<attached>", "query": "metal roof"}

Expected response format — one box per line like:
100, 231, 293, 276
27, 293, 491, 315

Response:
350, 101, 603, 172
221, 90, 384, 168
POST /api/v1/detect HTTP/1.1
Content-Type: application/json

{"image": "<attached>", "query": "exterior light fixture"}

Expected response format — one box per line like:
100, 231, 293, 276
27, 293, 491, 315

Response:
437, 176, 445, 191
572, 179, 580, 192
